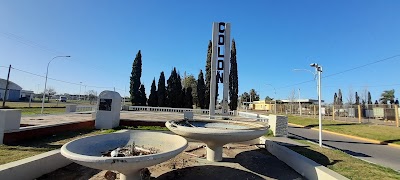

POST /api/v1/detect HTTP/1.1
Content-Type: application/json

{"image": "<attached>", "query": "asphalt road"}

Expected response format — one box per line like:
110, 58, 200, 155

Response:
288, 125, 400, 172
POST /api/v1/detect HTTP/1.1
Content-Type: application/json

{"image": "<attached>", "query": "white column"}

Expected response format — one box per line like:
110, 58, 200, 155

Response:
222, 23, 231, 116
209, 22, 219, 118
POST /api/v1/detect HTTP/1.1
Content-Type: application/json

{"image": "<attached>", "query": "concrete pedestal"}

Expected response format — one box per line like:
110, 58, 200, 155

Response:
184, 112, 193, 120
206, 144, 223, 161
0, 109, 21, 131
95, 91, 121, 129
269, 115, 288, 137
65, 105, 77, 113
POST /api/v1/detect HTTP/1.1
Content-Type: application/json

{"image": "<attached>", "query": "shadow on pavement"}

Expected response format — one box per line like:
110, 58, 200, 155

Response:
303, 123, 359, 129
223, 148, 304, 180
37, 163, 101, 180
383, 139, 400, 144
287, 146, 343, 166
289, 133, 372, 158
156, 165, 265, 180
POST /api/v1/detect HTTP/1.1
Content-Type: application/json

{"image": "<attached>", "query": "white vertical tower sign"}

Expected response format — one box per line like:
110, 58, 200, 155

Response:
210, 22, 231, 117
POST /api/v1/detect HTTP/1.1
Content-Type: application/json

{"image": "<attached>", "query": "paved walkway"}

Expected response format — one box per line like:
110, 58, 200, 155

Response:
288, 125, 400, 172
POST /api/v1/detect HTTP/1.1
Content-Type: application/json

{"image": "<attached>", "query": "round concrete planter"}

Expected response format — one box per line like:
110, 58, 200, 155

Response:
61, 131, 187, 180
166, 119, 268, 162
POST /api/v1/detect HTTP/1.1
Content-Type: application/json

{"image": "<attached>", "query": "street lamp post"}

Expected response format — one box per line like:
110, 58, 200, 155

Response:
310, 63, 323, 147
266, 84, 277, 114
293, 66, 322, 147
41, 56, 71, 114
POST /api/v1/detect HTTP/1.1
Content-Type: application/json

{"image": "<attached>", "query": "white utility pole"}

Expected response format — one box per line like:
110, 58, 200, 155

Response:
310, 63, 323, 147
41, 56, 70, 114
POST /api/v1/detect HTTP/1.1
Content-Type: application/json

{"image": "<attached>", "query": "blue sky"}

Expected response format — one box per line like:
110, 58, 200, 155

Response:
1, 1, 400, 103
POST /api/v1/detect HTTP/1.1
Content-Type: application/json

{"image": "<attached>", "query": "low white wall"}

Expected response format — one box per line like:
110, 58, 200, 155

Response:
260, 137, 348, 180
127, 106, 235, 116
0, 149, 71, 180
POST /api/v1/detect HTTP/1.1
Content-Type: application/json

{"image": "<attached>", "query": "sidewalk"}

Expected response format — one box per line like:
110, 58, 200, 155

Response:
288, 125, 400, 172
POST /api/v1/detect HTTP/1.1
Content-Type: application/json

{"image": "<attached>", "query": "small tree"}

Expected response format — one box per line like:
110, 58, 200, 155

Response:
182, 75, 197, 107
240, 92, 250, 103
249, 89, 260, 102
87, 90, 97, 104
380, 89, 395, 104
265, 96, 274, 101
148, 78, 158, 107
46, 87, 57, 102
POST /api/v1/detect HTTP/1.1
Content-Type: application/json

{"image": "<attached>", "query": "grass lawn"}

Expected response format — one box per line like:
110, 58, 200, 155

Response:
4, 101, 67, 108
19, 107, 66, 115
0, 126, 169, 165
289, 140, 400, 180
288, 116, 400, 145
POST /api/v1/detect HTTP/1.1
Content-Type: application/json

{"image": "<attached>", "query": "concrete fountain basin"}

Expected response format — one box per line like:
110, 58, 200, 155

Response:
61, 131, 187, 180
166, 119, 268, 162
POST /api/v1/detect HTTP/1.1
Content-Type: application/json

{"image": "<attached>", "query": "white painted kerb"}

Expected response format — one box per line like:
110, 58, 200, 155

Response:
259, 137, 348, 180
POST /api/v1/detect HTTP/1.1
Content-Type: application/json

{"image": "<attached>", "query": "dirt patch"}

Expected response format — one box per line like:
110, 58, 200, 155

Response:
38, 142, 303, 180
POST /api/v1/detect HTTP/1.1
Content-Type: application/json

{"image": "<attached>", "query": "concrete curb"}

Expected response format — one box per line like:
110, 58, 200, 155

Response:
259, 136, 348, 180
288, 123, 400, 149
0, 149, 71, 180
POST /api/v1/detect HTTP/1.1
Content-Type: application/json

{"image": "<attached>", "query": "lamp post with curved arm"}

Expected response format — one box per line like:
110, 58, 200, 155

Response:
41, 56, 71, 114
293, 65, 323, 147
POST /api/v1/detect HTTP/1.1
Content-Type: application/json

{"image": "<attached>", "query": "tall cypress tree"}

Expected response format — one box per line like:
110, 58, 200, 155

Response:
355, 92, 360, 105
205, 40, 212, 109
197, 70, 206, 109
167, 68, 180, 108
130, 50, 142, 105
148, 78, 158, 107
184, 87, 193, 108
176, 72, 184, 108
333, 93, 337, 105
157, 72, 166, 107
139, 84, 147, 106
229, 39, 238, 110
338, 89, 343, 105
367, 91, 372, 104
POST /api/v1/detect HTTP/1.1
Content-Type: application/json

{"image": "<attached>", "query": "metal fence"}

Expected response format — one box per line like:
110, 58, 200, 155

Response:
270, 103, 399, 127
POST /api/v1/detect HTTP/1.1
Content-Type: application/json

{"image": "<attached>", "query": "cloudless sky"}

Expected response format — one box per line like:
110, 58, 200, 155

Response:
1, 0, 400, 103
